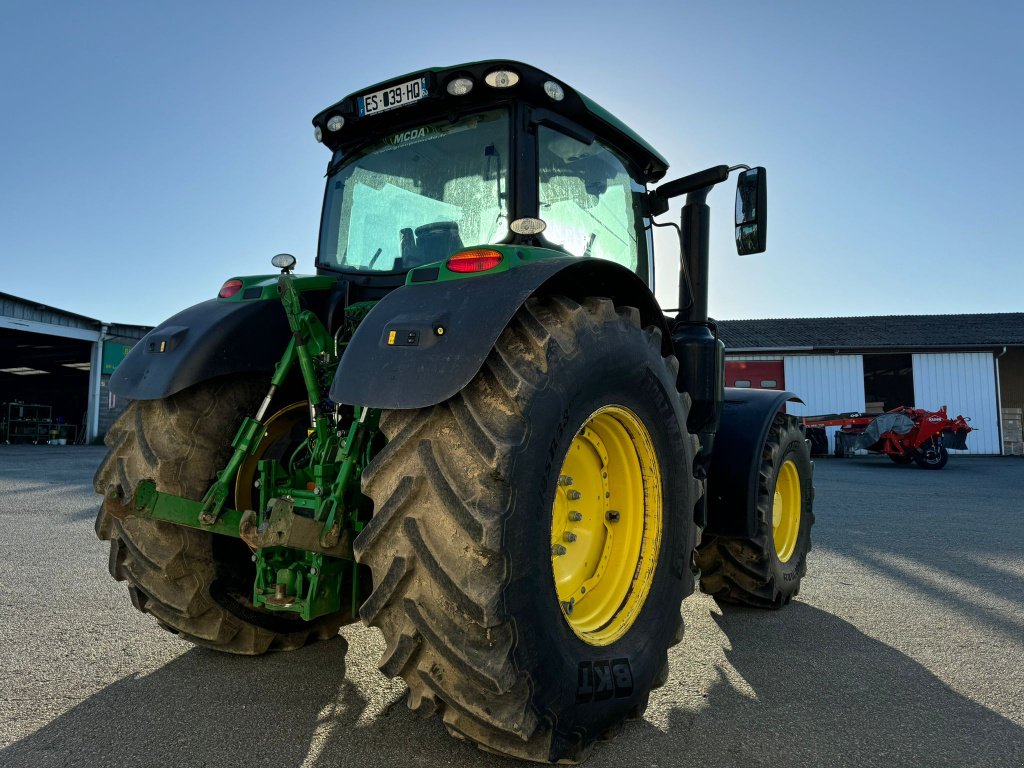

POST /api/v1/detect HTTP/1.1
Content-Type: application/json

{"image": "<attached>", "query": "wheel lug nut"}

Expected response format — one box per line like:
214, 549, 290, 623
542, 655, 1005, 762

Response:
567, 490, 581, 500
569, 511, 583, 522
561, 598, 575, 615
558, 475, 574, 486
563, 532, 577, 543
552, 544, 567, 556
606, 510, 620, 522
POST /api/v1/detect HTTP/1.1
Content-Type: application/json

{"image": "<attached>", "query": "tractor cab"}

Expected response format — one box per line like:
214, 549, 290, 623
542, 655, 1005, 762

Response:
312, 60, 669, 291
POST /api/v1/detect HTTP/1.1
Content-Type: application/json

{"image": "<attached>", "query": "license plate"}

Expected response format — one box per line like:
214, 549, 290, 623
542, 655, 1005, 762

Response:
358, 77, 429, 117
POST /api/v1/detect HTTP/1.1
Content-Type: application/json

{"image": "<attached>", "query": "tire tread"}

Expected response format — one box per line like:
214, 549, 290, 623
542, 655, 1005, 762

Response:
93, 376, 343, 655
358, 296, 700, 762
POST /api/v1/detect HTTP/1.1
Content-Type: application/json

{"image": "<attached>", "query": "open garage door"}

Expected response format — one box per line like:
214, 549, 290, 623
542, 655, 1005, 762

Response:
1, 328, 93, 443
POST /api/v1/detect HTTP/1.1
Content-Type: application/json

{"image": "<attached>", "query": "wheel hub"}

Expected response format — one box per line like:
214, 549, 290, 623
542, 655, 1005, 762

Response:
772, 459, 801, 563
235, 401, 309, 512
550, 405, 662, 646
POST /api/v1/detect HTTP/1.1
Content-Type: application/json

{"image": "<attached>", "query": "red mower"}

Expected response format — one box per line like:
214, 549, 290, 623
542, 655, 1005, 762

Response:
803, 406, 973, 469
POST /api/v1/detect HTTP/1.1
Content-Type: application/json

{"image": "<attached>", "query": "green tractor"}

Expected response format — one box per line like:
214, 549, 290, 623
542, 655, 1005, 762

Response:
94, 60, 814, 763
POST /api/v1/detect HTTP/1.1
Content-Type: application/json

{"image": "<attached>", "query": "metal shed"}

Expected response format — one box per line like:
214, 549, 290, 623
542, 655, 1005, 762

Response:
0, 292, 150, 443
718, 313, 1024, 456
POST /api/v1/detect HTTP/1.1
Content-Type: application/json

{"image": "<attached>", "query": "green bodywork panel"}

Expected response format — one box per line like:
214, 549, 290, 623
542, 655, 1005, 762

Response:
216, 273, 337, 303
404, 243, 567, 285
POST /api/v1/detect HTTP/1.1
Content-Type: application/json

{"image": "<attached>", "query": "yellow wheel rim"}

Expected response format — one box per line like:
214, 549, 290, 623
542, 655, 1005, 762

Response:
550, 405, 662, 646
772, 459, 801, 563
234, 401, 308, 511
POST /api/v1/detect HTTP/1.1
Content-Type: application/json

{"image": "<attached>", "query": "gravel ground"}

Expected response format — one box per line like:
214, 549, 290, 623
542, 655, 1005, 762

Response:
1, 446, 1022, 767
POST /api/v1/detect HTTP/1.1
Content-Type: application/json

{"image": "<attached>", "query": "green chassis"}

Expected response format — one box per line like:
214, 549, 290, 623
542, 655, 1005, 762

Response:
107, 273, 380, 622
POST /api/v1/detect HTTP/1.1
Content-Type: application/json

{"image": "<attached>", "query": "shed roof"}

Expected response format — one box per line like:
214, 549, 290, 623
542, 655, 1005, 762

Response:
1, 292, 152, 338
717, 313, 1024, 352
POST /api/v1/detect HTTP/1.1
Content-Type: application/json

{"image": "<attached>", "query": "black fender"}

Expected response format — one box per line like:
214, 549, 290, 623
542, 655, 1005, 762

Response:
330, 257, 670, 409
109, 299, 291, 400
704, 387, 804, 538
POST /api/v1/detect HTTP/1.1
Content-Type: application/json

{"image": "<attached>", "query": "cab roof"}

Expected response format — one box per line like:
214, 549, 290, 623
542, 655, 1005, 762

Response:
312, 60, 670, 183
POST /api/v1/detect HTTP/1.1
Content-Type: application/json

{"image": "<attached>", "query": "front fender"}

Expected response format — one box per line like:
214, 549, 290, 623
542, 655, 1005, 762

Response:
109, 298, 291, 400
704, 387, 804, 538
329, 255, 668, 409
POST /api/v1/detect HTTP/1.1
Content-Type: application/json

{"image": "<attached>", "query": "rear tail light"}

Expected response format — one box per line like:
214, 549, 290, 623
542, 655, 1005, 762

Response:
446, 249, 503, 273
218, 279, 243, 298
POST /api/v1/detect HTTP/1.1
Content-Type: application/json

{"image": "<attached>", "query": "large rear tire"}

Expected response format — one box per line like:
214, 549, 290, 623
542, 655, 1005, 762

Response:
94, 376, 345, 654
696, 413, 814, 608
356, 296, 701, 763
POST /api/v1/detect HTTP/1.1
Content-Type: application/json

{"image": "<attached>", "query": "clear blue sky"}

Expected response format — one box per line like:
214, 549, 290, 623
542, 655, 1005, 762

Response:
1, 1, 1020, 326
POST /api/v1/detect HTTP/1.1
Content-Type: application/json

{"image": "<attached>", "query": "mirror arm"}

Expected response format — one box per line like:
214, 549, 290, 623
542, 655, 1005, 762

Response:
650, 164, 730, 215
651, 163, 762, 321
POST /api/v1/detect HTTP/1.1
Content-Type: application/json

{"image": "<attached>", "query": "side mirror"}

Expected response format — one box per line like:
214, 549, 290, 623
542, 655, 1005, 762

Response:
735, 167, 767, 255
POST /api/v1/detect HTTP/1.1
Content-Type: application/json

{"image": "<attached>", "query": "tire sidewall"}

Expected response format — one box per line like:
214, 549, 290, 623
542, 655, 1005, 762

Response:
502, 320, 695, 746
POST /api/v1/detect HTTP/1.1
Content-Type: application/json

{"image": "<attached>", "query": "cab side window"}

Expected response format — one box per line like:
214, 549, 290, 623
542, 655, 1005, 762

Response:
537, 127, 646, 273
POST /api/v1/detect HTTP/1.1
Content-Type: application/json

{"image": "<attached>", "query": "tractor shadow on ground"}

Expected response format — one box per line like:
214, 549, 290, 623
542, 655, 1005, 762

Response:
815, 456, 1024, 644
3, 603, 1022, 768
598, 601, 1024, 768
0, 633, 453, 768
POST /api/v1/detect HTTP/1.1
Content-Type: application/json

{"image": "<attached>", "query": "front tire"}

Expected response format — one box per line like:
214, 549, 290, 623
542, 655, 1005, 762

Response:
94, 376, 344, 654
914, 441, 948, 469
696, 413, 814, 608
356, 296, 701, 763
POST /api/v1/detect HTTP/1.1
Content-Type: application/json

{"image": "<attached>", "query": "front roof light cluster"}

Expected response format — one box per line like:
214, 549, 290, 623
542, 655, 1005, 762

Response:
543, 80, 565, 101
484, 70, 519, 88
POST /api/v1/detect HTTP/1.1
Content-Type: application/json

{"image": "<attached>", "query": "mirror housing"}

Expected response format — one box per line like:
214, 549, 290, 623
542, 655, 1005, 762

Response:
735, 167, 767, 255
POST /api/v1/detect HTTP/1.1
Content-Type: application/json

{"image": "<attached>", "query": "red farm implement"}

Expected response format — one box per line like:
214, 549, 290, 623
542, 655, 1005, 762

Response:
803, 406, 973, 469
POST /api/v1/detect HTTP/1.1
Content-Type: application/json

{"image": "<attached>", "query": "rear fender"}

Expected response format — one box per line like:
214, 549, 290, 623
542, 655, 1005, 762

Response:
704, 387, 804, 538
109, 299, 294, 400
329, 252, 669, 409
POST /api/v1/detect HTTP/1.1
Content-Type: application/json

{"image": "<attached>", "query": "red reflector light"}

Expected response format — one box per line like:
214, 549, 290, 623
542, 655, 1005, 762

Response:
218, 279, 243, 298
446, 249, 503, 273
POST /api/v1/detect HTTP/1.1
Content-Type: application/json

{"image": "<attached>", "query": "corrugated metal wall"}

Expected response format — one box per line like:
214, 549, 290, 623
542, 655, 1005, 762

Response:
783, 355, 866, 453
912, 352, 999, 454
